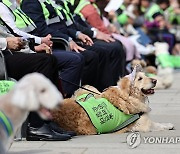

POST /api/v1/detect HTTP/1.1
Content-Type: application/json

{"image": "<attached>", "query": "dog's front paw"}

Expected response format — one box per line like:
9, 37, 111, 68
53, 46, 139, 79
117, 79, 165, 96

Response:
163, 123, 174, 130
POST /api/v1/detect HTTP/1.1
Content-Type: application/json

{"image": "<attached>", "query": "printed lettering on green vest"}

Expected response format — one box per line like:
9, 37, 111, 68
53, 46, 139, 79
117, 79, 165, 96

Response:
0, 80, 15, 95
76, 94, 133, 134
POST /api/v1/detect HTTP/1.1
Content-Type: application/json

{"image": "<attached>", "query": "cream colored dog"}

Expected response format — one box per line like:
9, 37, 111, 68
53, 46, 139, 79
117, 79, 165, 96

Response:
0, 73, 63, 153
52, 66, 174, 135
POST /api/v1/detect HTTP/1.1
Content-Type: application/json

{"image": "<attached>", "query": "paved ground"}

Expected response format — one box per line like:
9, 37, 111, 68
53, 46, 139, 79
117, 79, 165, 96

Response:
9, 70, 180, 154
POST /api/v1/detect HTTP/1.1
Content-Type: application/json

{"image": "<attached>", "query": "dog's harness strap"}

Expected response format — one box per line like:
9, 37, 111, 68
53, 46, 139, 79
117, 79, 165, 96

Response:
110, 113, 140, 133
0, 111, 13, 136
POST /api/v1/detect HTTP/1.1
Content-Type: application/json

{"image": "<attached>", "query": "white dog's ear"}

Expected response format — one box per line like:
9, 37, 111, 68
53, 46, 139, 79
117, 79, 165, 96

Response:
11, 81, 39, 110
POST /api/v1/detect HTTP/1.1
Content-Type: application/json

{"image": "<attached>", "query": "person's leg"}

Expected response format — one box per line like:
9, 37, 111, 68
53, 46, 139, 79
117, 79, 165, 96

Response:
86, 40, 126, 89
80, 50, 99, 88
5, 52, 59, 88
82, 43, 113, 91
52, 50, 84, 96
5, 52, 71, 141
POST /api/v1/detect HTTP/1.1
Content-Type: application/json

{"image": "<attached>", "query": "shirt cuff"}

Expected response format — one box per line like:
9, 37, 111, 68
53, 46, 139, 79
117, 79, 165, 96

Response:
35, 37, 42, 44
68, 37, 73, 42
91, 27, 97, 38
76, 31, 81, 39
0, 38, 7, 50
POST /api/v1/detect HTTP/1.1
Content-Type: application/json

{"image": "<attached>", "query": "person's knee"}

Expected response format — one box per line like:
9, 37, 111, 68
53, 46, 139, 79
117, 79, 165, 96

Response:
114, 41, 126, 58
36, 53, 58, 67
82, 50, 99, 64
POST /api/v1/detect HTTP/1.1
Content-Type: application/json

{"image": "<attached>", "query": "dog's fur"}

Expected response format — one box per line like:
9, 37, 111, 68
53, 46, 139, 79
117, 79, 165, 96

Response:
52, 70, 174, 135
131, 58, 173, 89
0, 73, 63, 153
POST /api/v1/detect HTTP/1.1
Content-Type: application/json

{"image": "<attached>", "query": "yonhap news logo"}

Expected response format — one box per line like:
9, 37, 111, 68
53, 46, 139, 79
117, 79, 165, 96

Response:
126, 132, 180, 148
126, 132, 141, 148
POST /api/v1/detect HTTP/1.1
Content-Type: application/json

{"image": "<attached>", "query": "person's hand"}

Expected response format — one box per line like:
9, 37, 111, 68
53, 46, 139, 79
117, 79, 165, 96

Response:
6, 37, 24, 51
108, 11, 117, 22
77, 33, 93, 46
108, 24, 119, 34
96, 31, 115, 42
41, 34, 53, 47
69, 40, 85, 53
35, 43, 52, 54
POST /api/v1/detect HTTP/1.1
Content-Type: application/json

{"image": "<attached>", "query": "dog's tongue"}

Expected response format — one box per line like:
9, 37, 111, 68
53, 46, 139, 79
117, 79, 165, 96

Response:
39, 108, 52, 120
148, 89, 155, 94
142, 89, 155, 95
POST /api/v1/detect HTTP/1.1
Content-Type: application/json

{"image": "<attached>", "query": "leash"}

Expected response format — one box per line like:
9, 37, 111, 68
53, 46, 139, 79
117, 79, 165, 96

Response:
59, 77, 101, 95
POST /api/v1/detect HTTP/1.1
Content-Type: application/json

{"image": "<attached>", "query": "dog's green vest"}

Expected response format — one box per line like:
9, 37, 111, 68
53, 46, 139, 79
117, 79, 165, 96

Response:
0, 111, 13, 137
76, 93, 139, 134
0, 80, 15, 136
156, 53, 180, 68
0, 80, 15, 95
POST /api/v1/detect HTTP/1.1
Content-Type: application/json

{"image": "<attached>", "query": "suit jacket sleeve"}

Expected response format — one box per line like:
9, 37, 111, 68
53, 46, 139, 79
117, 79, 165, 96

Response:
75, 22, 94, 38
21, 0, 70, 41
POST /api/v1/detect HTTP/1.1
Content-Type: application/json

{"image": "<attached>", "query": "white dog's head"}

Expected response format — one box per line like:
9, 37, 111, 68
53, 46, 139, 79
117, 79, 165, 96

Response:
10, 73, 63, 119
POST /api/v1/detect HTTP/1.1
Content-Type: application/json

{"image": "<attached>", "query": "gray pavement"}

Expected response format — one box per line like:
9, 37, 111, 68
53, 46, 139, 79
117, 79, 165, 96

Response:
9, 70, 180, 154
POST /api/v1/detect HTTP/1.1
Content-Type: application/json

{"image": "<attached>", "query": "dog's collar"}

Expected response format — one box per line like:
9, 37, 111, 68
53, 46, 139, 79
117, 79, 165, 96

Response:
0, 111, 13, 137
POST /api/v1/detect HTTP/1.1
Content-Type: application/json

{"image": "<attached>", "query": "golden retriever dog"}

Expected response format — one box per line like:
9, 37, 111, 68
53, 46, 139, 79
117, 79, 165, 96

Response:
52, 66, 174, 135
0, 73, 63, 153
131, 59, 173, 89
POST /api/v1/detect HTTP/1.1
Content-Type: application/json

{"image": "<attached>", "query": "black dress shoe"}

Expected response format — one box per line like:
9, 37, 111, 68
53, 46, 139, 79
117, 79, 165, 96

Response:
26, 124, 71, 141
49, 122, 77, 137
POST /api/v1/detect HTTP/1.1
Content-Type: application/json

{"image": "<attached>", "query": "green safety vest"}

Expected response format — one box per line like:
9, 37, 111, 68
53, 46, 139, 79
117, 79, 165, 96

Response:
35, 0, 65, 26
167, 6, 180, 25
69, 0, 90, 18
76, 93, 140, 134
0, 80, 15, 95
56, 0, 73, 26
0, 0, 36, 32
145, 3, 163, 21
156, 53, 180, 68
117, 4, 128, 25
0, 80, 15, 137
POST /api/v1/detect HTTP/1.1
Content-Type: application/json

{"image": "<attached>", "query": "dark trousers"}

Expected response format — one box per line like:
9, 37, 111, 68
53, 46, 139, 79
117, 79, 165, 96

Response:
4, 51, 60, 128
5, 52, 59, 86
53, 49, 84, 96
82, 40, 126, 91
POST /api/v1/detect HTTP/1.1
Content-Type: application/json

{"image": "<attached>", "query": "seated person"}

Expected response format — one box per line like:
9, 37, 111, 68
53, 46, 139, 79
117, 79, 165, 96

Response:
0, 25, 73, 140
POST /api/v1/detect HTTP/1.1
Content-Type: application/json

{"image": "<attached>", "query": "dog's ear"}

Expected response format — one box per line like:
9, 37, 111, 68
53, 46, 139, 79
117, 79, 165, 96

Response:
140, 60, 147, 68
11, 81, 39, 111
118, 77, 131, 94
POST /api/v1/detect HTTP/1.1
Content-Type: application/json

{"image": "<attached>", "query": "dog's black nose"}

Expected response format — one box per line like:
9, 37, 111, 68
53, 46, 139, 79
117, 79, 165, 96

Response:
152, 79, 157, 84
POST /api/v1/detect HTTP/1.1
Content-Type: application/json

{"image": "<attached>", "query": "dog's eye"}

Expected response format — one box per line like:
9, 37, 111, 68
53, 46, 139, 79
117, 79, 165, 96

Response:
40, 88, 46, 93
138, 77, 142, 81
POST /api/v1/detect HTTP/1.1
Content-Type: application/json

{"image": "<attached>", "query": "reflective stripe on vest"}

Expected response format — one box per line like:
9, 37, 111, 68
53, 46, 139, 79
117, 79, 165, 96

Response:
38, 0, 64, 25
1, 0, 36, 32
70, 0, 90, 18
61, 1, 73, 26
53, 1, 73, 26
